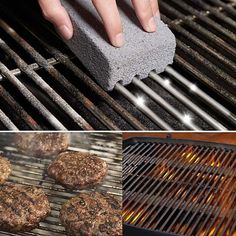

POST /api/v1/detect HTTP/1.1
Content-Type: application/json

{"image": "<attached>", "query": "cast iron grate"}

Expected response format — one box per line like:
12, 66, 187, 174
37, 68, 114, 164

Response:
0, 0, 236, 130
0, 132, 122, 236
123, 137, 236, 236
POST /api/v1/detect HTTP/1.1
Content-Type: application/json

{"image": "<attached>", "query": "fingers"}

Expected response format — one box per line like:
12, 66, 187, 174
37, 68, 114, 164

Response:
150, 0, 160, 17
92, 0, 123, 48
38, 0, 73, 40
132, 0, 157, 32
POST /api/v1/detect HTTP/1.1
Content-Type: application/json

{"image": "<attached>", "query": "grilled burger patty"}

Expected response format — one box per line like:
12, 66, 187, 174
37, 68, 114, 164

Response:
48, 151, 108, 189
0, 185, 51, 232
15, 133, 70, 157
60, 192, 122, 236
0, 155, 11, 184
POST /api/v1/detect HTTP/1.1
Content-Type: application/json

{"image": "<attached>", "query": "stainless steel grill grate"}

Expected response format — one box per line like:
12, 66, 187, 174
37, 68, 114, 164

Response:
123, 137, 236, 236
0, 132, 122, 236
0, 0, 236, 130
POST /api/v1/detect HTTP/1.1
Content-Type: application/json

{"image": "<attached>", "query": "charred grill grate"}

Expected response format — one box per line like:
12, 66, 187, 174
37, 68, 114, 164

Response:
0, 0, 236, 130
123, 137, 236, 236
0, 133, 122, 236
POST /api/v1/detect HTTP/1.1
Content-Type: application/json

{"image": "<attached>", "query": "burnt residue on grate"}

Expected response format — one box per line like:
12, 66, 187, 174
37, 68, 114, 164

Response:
0, 0, 236, 130
123, 137, 236, 236
0, 133, 122, 236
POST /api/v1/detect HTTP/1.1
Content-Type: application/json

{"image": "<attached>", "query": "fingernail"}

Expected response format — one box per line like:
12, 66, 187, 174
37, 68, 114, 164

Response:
114, 33, 124, 48
155, 11, 161, 19
58, 25, 73, 40
147, 17, 157, 32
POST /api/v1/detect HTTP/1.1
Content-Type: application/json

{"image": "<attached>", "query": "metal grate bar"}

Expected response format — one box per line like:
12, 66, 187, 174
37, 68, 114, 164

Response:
170, 151, 234, 235
192, 0, 236, 30
115, 83, 172, 130
149, 71, 228, 130
0, 0, 236, 130
164, 67, 236, 126
0, 58, 61, 81
0, 84, 40, 130
148, 148, 222, 231
0, 61, 66, 130
123, 143, 161, 176
174, 54, 236, 106
132, 78, 201, 130
123, 144, 178, 191
0, 34, 94, 130
8, 11, 146, 130
0, 20, 119, 131
123, 139, 236, 236
208, 0, 236, 16
0, 108, 18, 130
127, 146, 207, 227
123, 144, 190, 215
192, 157, 236, 236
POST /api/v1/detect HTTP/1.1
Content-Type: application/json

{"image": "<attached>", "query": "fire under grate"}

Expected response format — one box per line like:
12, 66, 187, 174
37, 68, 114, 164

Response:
123, 137, 236, 236
0, 0, 236, 130
0, 132, 122, 236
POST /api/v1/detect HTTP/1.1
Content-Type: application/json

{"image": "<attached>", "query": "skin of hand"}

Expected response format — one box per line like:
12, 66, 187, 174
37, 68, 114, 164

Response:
38, 0, 159, 47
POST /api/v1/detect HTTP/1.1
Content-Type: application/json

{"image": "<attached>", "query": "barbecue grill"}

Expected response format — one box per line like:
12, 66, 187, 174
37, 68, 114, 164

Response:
0, 132, 122, 236
0, 0, 236, 130
123, 137, 236, 236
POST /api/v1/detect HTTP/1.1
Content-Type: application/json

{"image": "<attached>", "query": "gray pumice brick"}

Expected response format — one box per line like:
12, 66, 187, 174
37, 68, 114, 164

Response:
61, 0, 176, 91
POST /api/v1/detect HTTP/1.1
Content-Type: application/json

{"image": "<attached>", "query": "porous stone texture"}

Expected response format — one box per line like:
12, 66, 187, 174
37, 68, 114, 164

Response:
61, 0, 176, 91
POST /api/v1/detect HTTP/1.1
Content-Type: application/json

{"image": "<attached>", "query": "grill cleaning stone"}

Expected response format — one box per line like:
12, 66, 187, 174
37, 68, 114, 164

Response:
61, 0, 176, 91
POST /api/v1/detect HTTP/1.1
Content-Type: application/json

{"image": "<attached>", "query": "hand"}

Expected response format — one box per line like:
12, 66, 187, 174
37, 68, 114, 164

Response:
38, 0, 159, 47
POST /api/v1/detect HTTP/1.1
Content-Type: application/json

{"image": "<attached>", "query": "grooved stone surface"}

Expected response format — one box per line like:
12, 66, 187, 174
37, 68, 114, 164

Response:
62, 0, 176, 91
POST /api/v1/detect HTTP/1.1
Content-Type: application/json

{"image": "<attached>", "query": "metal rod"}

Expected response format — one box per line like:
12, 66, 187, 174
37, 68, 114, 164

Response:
143, 146, 209, 229
0, 38, 93, 130
0, 108, 18, 130
16, 21, 146, 130
0, 58, 59, 81
165, 67, 236, 126
186, 152, 236, 236
132, 77, 201, 130
115, 83, 173, 130
149, 71, 229, 131
123, 145, 191, 222
174, 55, 236, 106
171, 150, 233, 234
0, 61, 66, 130
149, 72, 227, 130
0, 20, 118, 130
0, 84, 40, 130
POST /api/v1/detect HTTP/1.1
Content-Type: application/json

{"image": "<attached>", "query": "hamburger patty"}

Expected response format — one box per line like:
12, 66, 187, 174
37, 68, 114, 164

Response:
0, 155, 11, 184
0, 185, 51, 232
60, 192, 122, 236
15, 133, 70, 157
48, 151, 108, 189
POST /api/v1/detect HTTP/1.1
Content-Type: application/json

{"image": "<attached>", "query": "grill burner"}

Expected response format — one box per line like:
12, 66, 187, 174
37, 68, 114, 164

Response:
123, 137, 236, 236
0, 132, 122, 236
0, 0, 236, 130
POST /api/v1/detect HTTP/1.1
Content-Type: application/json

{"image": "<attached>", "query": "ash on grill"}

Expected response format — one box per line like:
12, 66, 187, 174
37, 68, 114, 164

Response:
0, 0, 236, 130
123, 138, 236, 236
0, 133, 122, 236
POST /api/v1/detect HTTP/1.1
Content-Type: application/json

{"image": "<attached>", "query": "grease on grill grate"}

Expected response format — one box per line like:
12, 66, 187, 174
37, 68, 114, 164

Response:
0, 133, 122, 236
123, 139, 236, 236
0, 0, 236, 130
